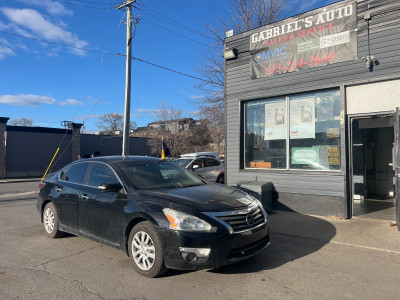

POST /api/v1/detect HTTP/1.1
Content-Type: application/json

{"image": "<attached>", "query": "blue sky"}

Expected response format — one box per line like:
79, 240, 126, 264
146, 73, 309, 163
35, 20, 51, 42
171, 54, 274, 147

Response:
0, 0, 338, 132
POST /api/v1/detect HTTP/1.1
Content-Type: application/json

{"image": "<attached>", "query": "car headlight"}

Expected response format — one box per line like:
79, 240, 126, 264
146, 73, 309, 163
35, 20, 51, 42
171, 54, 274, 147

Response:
163, 208, 212, 232
253, 199, 268, 218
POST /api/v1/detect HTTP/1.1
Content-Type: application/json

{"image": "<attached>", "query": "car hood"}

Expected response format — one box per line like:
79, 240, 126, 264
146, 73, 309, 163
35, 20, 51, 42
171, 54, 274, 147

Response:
142, 184, 256, 212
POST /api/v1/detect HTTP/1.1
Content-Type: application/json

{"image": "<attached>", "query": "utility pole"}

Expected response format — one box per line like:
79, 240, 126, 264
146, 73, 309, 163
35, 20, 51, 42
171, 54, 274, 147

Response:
118, 0, 136, 156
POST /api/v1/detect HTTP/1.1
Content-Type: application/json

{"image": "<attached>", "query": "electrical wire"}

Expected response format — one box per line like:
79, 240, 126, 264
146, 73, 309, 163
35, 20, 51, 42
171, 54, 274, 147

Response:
140, 18, 210, 47
135, 3, 219, 42
53, 0, 111, 10
0, 30, 216, 84
131, 56, 219, 85
0, 30, 122, 56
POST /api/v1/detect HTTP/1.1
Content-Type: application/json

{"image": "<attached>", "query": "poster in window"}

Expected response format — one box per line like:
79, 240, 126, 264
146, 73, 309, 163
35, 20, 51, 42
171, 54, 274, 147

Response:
264, 101, 286, 140
290, 97, 315, 139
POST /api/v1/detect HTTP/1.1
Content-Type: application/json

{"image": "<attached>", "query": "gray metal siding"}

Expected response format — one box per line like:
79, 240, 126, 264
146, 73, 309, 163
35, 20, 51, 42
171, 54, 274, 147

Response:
225, 0, 400, 199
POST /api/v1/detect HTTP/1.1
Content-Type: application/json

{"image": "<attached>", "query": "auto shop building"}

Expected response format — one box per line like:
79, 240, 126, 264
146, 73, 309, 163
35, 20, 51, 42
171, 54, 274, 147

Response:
224, 0, 400, 228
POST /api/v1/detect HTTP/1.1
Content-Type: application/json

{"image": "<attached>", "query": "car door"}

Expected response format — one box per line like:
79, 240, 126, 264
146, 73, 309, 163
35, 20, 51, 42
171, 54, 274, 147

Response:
53, 162, 90, 232
78, 162, 125, 245
201, 158, 222, 182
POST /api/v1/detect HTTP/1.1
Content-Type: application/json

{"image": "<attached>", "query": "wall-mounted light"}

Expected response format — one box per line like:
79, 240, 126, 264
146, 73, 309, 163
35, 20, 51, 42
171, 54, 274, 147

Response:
362, 55, 378, 68
223, 48, 238, 60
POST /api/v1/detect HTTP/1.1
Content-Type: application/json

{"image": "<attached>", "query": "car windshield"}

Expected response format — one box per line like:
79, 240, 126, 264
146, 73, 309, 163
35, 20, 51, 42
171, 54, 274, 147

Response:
172, 158, 192, 167
116, 160, 205, 190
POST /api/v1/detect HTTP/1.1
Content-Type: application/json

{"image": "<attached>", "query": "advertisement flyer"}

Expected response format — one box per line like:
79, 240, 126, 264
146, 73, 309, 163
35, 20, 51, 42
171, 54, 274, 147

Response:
290, 97, 315, 139
264, 101, 287, 140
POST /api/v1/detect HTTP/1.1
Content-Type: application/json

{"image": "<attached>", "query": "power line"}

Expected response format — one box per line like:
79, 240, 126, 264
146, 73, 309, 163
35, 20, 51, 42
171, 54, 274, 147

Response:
131, 56, 219, 85
136, 2, 218, 42
0, 30, 216, 84
53, 0, 111, 9
0, 30, 122, 56
141, 18, 210, 47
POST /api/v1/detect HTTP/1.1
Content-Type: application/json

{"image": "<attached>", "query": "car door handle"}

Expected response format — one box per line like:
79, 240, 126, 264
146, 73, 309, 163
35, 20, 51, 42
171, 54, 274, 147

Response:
55, 187, 63, 192
80, 194, 89, 201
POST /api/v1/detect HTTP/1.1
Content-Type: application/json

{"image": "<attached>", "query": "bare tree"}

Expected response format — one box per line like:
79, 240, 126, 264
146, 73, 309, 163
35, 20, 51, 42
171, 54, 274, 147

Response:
194, 0, 287, 150
152, 101, 188, 156
96, 113, 137, 135
9, 117, 34, 127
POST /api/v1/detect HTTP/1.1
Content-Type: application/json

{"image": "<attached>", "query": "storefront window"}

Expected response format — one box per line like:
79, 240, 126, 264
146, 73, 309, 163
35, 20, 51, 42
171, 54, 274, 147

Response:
244, 89, 341, 171
289, 90, 341, 170
245, 97, 287, 169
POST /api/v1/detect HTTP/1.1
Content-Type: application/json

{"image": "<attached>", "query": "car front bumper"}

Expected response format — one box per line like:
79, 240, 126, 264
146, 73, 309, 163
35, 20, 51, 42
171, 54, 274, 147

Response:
162, 221, 270, 270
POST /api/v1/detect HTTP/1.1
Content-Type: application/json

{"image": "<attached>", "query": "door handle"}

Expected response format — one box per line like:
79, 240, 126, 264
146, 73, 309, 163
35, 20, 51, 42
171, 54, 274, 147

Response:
55, 187, 62, 192
80, 194, 89, 201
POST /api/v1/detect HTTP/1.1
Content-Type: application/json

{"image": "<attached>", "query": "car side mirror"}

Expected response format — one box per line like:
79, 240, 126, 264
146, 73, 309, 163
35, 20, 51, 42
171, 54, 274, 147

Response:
99, 182, 122, 193
192, 165, 199, 170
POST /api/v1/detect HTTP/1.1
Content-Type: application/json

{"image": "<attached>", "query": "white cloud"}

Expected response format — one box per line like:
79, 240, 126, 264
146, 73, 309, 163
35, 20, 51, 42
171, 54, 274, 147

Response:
0, 45, 16, 59
0, 94, 56, 106
135, 108, 159, 114
59, 98, 85, 106
1, 8, 89, 56
17, 0, 73, 16
73, 114, 101, 121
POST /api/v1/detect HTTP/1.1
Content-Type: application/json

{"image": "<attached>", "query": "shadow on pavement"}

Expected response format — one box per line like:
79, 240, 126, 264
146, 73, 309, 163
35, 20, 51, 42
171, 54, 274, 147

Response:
209, 205, 336, 275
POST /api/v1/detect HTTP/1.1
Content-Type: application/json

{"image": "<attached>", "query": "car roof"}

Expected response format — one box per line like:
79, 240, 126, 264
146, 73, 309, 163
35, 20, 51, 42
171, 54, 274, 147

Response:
75, 156, 163, 164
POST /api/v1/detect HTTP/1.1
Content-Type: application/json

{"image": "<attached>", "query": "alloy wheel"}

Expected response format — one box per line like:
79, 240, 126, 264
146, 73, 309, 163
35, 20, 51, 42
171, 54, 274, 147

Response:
44, 207, 55, 234
131, 231, 156, 271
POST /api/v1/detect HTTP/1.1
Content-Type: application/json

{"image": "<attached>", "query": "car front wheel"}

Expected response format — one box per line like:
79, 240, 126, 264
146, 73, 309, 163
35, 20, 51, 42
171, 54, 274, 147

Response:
128, 221, 167, 278
43, 202, 63, 238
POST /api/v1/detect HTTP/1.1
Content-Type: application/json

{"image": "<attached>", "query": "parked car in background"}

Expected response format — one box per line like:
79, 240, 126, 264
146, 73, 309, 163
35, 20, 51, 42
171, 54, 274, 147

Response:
173, 155, 224, 184
180, 152, 220, 159
37, 156, 270, 278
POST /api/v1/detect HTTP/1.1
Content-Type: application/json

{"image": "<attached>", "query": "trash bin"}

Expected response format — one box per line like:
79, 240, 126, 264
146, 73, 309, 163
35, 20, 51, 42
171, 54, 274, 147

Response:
236, 181, 274, 213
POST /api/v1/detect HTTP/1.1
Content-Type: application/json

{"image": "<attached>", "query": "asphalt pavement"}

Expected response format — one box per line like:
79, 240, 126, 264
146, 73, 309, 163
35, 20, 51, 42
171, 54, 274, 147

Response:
0, 181, 399, 299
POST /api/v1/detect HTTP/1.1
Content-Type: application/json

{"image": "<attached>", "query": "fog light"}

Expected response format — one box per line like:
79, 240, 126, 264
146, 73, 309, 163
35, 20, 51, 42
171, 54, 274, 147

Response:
179, 247, 211, 262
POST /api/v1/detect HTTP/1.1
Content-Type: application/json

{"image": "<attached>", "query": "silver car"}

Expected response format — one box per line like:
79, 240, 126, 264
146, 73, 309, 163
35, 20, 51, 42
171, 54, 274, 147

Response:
173, 156, 224, 184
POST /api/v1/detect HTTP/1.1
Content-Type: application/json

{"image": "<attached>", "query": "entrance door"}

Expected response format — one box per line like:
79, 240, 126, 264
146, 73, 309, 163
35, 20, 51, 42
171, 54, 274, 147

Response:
350, 115, 396, 221
395, 108, 400, 230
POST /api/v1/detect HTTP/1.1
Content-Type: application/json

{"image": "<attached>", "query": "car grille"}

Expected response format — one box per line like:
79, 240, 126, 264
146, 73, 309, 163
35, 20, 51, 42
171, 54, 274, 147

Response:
216, 207, 265, 233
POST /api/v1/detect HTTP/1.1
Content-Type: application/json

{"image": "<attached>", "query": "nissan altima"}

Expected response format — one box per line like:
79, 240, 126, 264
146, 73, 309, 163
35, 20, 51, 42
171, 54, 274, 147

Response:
37, 156, 270, 277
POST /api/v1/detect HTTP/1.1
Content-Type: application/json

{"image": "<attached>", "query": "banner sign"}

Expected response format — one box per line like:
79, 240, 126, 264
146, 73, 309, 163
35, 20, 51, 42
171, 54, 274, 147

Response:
250, 0, 357, 79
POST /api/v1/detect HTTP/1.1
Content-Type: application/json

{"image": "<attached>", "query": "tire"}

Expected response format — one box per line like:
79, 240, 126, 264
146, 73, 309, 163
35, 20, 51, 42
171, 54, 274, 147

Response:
128, 221, 167, 278
43, 202, 63, 238
217, 174, 224, 184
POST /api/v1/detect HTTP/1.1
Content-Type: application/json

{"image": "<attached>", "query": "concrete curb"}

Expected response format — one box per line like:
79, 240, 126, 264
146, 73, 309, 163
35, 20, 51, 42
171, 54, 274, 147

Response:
0, 191, 37, 199
0, 178, 41, 184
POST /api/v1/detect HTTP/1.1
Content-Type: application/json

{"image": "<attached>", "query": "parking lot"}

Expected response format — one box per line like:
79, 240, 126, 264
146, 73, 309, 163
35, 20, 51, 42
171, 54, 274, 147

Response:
1, 181, 400, 299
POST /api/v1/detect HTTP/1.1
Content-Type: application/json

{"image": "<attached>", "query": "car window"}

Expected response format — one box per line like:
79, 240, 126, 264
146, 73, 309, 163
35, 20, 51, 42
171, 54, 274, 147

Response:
64, 163, 89, 184
172, 158, 192, 168
88, 163, 119, 187
191, 159, 204, 169
204, 158, 220, 167
116, 160, 205, 190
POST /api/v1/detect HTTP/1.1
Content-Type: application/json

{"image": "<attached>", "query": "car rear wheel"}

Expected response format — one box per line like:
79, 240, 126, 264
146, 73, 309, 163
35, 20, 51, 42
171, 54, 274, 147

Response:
43, 202, 63, 238
128, 221, 167, 278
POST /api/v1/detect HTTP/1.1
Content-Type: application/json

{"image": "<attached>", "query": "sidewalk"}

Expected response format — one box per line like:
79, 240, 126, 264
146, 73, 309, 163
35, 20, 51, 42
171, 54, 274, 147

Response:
270, 210, 400, 255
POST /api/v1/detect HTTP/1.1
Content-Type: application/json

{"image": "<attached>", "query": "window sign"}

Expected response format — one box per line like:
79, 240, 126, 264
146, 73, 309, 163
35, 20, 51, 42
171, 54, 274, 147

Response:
265, 101, 287, 140
291, 147, 319, 164
290, 97, 315, 139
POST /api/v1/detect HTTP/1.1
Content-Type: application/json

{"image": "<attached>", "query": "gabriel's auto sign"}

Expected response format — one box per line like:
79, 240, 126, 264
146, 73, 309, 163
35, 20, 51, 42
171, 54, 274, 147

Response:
250, 0, 357, 79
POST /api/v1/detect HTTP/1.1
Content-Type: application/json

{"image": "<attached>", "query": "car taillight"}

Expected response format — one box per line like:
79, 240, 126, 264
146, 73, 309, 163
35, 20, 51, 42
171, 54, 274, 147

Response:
38, 182, 46, 191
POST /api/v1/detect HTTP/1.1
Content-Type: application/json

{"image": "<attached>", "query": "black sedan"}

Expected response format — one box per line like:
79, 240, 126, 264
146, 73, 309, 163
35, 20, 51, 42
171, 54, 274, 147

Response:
37, 156, 270, 277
